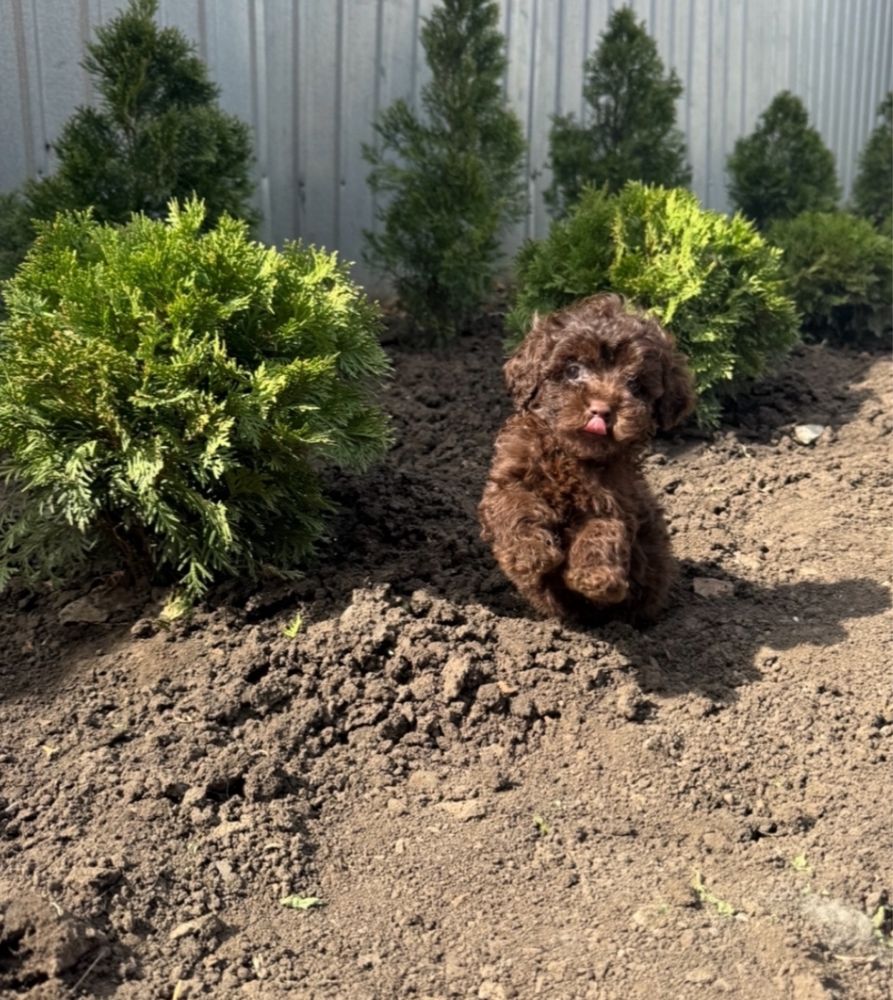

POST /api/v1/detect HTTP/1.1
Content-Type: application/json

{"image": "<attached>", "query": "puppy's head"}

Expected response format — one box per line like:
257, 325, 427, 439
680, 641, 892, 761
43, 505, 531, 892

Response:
505, 294, 696, 458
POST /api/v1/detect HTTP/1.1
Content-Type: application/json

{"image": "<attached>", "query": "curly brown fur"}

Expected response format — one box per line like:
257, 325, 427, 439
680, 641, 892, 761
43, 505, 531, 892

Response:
479, 294, 695, 623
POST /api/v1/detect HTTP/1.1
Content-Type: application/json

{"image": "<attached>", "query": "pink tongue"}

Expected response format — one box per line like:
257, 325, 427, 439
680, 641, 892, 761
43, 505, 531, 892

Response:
584, 414, 608, 436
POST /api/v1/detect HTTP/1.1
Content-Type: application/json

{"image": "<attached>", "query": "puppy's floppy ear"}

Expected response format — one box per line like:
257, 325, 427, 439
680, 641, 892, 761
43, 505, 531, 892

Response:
654, 331, 697, 431
504, 313, 557, 410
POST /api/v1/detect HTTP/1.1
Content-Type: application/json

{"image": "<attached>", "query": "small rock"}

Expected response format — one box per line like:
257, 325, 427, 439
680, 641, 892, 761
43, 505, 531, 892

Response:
478, 980, 507, 1000
1, 892, 98, 978
692, 577, 735, 599
478, 745, 506, 766
701, 830, 729, 853
209, 819, 249, 840
180, 787, 206, 809
59, 596, 109, 624
615, 682, 649, 722
509, 693, 538, 720
592, 959, 611, 980
409, 674, 436, 701
214, 860, 236, 883
482, 768, 512, 792
665, 881, 699, 909
442, 655, 476, 701
130, 618, 156, 639
684, 967, 716, 985
802, 895, 877, 952
168, 913, 224, 942
792, 424, 825, 446
406, 769, 440, 794
687, 695, 717, 718
474, 683, 506, 711
439, 799, 487, 821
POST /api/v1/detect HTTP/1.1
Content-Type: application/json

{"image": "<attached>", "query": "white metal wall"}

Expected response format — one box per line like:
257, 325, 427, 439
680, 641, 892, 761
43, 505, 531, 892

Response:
2, 0, 891, 290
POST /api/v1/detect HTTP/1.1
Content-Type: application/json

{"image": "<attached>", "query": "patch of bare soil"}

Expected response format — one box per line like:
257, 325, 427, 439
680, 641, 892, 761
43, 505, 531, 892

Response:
0, 322, 891, 1000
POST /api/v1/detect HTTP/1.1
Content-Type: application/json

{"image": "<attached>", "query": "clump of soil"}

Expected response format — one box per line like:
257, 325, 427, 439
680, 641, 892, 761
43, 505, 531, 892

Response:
0, 322, 890, 999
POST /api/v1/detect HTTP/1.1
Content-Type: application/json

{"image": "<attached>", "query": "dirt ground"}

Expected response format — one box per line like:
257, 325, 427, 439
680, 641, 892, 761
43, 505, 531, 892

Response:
0, 320, 891, 1000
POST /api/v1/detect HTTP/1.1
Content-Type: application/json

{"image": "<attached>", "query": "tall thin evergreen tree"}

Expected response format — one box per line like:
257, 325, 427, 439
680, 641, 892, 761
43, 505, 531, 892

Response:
852, 92, 893, 228
364, 0, 526, 339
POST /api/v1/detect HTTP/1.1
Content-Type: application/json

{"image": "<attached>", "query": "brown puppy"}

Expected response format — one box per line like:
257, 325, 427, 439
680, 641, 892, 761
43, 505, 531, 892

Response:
479, 294, 695, 622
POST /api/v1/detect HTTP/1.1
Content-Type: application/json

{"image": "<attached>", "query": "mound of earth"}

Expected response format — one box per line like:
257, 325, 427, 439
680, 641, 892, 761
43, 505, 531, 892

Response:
0, 322, 890, 998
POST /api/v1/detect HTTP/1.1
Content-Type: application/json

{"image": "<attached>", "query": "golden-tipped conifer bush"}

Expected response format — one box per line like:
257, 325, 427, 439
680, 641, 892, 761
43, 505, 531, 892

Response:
0, 201, 391, 602
508, 183, 800, 426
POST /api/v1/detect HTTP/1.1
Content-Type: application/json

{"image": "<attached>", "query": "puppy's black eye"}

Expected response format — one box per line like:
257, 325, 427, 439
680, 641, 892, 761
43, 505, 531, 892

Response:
627, 376, 645, 397
564, 363, 584, 382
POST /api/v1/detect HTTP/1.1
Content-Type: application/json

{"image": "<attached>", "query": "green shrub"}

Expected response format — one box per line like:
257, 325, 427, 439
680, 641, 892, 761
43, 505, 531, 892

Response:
508, 183, 800, 426
0, 201, 391, 603
0, 0, 255, 282
0, 193, 32, 291
726, 91, 839, 229
852, 92, 893, 228
546, 7, 690, 217
768, 211, 892, 341
363, 0, 526, 340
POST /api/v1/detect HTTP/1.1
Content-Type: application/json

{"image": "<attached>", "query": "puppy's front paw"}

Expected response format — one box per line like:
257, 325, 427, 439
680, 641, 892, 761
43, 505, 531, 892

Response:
563, 565, 629, 606
504, 525, 564, 578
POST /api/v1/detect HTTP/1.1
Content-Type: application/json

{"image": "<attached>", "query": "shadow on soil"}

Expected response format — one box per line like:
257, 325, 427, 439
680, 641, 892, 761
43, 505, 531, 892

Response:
720, 342, 884, 441
624, 565, 891, 702
262, 458, 892, 706
8, 477, 887, 710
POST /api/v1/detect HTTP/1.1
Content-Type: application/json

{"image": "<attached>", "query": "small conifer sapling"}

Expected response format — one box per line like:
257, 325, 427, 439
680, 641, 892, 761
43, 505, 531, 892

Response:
546, 7, 690, 217
364, 0, 526, 339
852, 92, 893, 229
726, 91, 839, 229
1, 0, 255, 284
768, 210, 892, 342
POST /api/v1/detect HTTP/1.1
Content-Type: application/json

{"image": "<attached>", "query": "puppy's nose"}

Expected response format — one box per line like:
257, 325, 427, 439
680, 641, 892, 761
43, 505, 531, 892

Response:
588, 400, 612, 421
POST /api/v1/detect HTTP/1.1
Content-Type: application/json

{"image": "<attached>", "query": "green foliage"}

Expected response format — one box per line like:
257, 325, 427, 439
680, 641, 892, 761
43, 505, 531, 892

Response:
727, 91, 839, 229
546, 7, 690, 217
0, 200, 391, 602
508, 183, 800, 426
852, 92, 893, 228
280, 896, 325, 911
0, 0, 255, 282
363, 0, 526, 340
691, 871, 737, 918
0, 192, 33, 292
768, 211, 892, 342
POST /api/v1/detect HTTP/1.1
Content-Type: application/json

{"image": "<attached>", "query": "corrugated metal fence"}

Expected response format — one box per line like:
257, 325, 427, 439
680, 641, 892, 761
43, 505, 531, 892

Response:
2, 0, 891, 290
